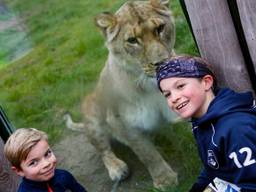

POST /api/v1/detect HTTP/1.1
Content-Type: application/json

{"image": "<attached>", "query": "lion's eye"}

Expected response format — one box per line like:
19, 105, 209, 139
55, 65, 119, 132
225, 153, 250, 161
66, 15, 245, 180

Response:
127, 37, 139, 44
156, 24, 165, 34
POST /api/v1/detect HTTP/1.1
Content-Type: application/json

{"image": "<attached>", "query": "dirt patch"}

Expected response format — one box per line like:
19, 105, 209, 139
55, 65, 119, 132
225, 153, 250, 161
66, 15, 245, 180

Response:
53, 130, 153, 192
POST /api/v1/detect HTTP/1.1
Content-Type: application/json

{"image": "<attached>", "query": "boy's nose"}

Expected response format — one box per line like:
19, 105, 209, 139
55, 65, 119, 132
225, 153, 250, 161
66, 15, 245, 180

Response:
42, 158, 51, 168
170, 92, 180, 103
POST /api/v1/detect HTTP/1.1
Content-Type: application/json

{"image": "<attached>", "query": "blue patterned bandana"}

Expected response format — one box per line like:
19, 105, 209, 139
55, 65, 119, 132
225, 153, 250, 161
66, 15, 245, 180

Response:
156, 57, 213, 91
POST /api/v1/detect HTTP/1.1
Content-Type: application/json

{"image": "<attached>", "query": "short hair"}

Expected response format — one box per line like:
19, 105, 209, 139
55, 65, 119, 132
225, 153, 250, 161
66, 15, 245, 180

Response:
4, 128, 48, 169
156, 55, 218, 94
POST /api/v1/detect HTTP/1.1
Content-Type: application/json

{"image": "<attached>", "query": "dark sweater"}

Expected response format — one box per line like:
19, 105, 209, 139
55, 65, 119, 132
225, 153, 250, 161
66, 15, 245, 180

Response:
17, 169, 87, 192
191, 88, 256, 191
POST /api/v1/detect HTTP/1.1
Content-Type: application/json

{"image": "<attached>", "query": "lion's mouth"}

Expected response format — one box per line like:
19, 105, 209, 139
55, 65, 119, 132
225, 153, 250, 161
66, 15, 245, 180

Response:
143, 62, 165, 77
143, 64, 156, 77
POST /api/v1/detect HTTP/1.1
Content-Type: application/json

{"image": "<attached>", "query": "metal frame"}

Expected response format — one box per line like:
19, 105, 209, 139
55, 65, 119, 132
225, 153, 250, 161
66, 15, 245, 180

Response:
0, 106, 14, 143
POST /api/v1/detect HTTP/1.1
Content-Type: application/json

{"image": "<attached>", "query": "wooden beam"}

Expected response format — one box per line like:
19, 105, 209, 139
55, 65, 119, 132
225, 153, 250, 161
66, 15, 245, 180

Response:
236, 0, 256, 76
0, 138, 20, 191
183, 0, 253, 93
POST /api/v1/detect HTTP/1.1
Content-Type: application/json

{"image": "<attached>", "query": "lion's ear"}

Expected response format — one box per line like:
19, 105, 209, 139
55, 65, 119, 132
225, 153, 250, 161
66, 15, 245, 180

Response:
95, 12, 120, 42
150, 0, 170, 9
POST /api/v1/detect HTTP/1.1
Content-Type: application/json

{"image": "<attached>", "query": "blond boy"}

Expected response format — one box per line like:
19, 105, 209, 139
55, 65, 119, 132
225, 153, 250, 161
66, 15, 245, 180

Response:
4, 128, 87, 192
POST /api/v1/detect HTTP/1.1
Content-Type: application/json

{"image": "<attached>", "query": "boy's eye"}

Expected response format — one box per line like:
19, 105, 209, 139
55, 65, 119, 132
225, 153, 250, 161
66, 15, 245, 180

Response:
163, 92, 171, 98
45, 149, 52, 157
177, 84, 185, 89
28, 160, 38, 167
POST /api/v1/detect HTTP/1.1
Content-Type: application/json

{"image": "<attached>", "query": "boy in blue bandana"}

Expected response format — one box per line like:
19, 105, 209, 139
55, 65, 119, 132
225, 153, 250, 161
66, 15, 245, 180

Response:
156, 55, 256, 192
4, 128, 87, 192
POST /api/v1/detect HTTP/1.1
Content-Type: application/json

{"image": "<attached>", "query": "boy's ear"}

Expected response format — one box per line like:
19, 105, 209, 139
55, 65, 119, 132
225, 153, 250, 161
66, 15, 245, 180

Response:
202, 75, 214, 91
12, 166, 25, 177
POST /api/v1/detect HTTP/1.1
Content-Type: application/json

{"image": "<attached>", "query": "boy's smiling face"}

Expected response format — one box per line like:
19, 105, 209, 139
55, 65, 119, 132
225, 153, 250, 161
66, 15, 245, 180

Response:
13, 139, 57, 182
160, 75, 215, 119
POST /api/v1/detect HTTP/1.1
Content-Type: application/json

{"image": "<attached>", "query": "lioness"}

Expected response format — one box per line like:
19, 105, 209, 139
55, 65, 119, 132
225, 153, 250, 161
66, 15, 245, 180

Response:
66, 0, 178, 189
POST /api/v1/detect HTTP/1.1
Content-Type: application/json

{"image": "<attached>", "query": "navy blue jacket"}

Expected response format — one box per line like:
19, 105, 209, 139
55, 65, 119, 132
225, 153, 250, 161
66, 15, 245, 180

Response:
18, 169, 87, 192
192, 88, 256, 191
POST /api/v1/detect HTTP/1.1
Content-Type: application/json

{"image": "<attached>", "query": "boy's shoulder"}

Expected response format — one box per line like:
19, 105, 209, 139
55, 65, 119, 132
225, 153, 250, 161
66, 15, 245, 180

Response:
217, 110, 256, 125
215, 111, 256, 138
54, 168, 73, 178
51, 169, 87, 191
51, 168, 75, 185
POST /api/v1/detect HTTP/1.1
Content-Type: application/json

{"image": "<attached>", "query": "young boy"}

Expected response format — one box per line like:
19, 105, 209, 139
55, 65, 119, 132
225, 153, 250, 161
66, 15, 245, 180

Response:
156, 55, 256, 192
4, 128, 87, 192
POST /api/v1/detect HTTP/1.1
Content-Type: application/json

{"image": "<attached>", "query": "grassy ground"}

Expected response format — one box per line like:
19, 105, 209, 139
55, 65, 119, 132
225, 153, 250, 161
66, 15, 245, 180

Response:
1, 0, 200, 191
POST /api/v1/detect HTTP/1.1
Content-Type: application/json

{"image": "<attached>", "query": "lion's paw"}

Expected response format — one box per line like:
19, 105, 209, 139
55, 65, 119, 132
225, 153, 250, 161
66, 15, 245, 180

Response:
107, 158, 129, 181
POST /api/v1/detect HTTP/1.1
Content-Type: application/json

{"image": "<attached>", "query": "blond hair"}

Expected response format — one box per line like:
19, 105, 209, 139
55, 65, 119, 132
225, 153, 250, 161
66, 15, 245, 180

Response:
4, 128, 48, 169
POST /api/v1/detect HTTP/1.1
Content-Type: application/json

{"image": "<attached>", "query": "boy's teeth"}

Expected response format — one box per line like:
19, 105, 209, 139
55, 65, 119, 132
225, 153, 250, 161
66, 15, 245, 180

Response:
177, 102, 187, 109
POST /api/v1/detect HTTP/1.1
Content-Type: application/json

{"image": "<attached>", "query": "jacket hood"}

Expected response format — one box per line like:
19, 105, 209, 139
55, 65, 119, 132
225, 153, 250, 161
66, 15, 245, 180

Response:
193, 88, 256, 126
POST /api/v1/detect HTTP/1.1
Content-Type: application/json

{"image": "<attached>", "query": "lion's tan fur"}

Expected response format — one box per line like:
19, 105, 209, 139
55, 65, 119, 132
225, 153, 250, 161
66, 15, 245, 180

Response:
67, 0, 178, 189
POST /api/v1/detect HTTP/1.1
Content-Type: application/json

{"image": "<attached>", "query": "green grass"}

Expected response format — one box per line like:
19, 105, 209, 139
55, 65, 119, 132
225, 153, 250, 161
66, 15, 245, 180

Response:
1, 0, 200, 191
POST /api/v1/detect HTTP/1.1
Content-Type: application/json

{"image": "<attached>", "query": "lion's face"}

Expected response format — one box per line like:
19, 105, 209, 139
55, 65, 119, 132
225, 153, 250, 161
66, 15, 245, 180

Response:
95, 0, 175, 76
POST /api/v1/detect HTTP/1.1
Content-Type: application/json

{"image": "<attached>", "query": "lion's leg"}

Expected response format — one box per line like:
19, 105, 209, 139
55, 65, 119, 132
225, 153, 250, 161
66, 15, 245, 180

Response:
82, 94, 128, 182
108, 117, 178, 189
86, 121, 129, 182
